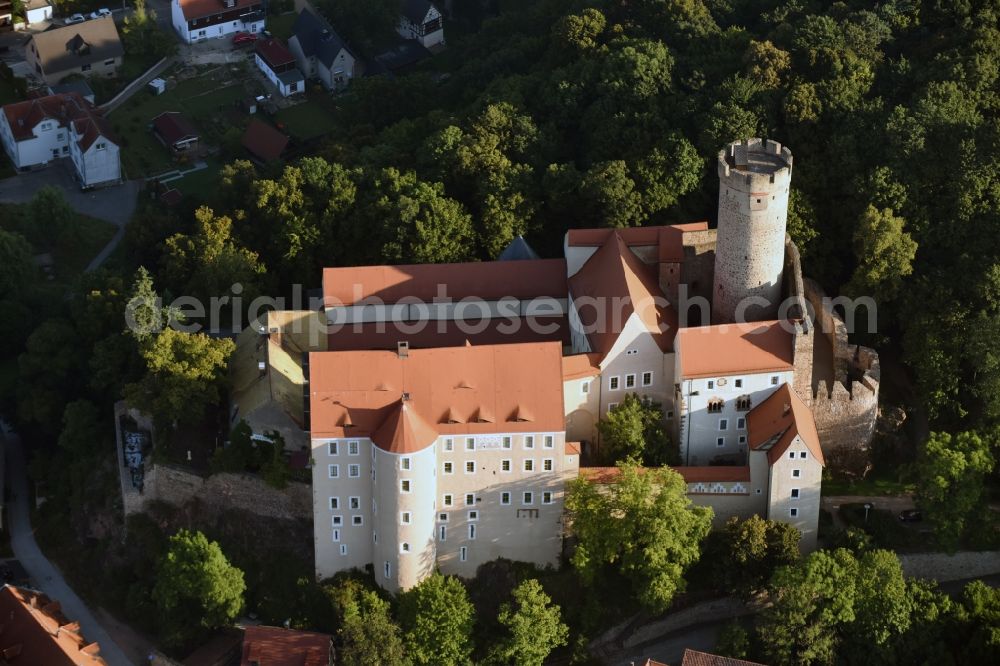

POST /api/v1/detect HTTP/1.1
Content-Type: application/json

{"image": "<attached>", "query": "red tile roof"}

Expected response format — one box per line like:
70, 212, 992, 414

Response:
255, 37, 296, 69
322, 258, 567, 308
179, 0, 259, 20
1, 92, 115, 150
680, 648, 767, 666
565, 222, 709, 262
241, 119, 288, 162
309, 342, 565, 452
325, 316, 568, 351
748, 383, 824, 466
152, 111, 198, 146
562, 353, 602, 380
568, 231, 677, 358
0, 585, 108, 665
675, 320, 794, 379
580, 465, 750, 485
240, 625, 331, 666
658, 221, 709, 262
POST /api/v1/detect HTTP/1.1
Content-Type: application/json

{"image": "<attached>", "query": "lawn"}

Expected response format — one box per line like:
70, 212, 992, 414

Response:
109, 65, 254, 178
275, 95, 339, 140
822, 475, 916, 497
266, 12, 298, 41
0, 203, 116, 280
171, 158, 225, 201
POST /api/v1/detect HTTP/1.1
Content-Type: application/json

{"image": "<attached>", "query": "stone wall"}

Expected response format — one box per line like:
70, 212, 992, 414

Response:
898, 551, 1000, 582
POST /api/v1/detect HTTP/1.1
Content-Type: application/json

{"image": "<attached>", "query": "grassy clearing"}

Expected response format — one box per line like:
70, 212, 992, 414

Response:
266, 12, 298, 41
822, 475, 916, 497
171, 158, 225, 201
275, 95, 339, 140
0, 203, 116, 280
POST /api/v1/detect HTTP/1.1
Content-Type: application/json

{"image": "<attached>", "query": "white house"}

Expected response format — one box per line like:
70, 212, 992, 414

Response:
254, 38, 304, 98
287, 9, 358, 91
398, 0, 444, 49
0, 93, 121, 188
171, 0, 265, 44
24, 0, 53, 25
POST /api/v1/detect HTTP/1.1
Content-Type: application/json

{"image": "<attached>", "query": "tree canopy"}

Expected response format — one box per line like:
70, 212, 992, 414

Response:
398, 572, 475, 666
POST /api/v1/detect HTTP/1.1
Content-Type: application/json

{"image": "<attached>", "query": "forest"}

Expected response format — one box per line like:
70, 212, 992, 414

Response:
1, 0, 1000, 663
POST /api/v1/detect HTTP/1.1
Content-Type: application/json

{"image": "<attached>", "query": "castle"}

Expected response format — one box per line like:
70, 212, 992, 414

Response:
230, 138, 880, 592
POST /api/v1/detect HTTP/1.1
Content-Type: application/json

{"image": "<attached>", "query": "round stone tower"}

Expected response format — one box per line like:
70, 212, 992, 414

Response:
712, 138, 793, 324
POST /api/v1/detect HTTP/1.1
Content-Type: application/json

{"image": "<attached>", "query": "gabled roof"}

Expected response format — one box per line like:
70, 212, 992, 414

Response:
178, 0, 259, 21
675, 321, 794, 379
241, 119, 288, 162
1, 92, 115, 149
401, 0, 436, 24
30, 17, 122, 74
322, 258, 566, 307
255, 37, 296, 69
240, 625, 331, 666
309, 342, 565, 452
152, 111, 198, 146
497, 235, 541, 261
291, 8, 355, 68
566, 222, 709, 262
680, 648, 767, 666
568, 231, 677, 358
747, 383, 824, 466
562, 353, 602, 380
0, 585, 108, 665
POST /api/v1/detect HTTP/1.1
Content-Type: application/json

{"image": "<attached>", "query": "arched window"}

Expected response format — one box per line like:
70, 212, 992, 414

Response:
707, 398, 724, 413
736, 395, 752, 411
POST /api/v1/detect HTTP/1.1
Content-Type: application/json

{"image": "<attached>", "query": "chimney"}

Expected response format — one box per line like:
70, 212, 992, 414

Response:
402, 391, 411, 402
397, 341, 409, 359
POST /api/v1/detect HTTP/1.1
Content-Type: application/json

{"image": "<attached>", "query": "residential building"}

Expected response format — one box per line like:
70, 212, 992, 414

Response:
241, 118, 288, 164
397, 0, 445, 49
0, 584, 109, 664
287, 9, 358, 91
171, 0, 265, 44
152, 111, 199, 153
26, 16, 123, 85
254, 38, 304, 97
49, 79, 96, 104
310, 341, 577, 593
240, 625, 333, 666
0, 92, 121, 188
25, 0, 53, 25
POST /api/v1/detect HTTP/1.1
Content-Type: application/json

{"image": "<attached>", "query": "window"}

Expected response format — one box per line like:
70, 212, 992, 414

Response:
401, 512, 411, 524
544, 435, 554, 449
791, 488, 800, 499
543, 458, 553, 471
340, 544, 348, 556
789, 508, 799, 518
666, 410, 674, 419
348, 464, 360, 478
465, 437, 475, 451
401, 542, 410, 553
328, 464, 339, 479
443, 461, 454, 474
524, 436, 535, 450
641, 371, 653, 387
707, 380, 715, 390
468, 510, 479, 521
328, 442, 338, 456
625, 374, 636, 389
82, 64, 92, 72
439, 512, 448, 522
372, 499, 377, 514
792, 469, 801, 478
500, 491, 511, 505
444, 438, 454, 452
439, 525, 446, 541
719, 419, 729, 431
329, 497, 339, 510
352, 515, 363, 526
332, 515, 343, 527
522, 491, 533, 505
400, 479, 411, 492
104, 58, 116, 66
755, 489, 762, 495
332, 529, 340, 542
608, 403, 618, 413
401, 457, 411, 470
626, 349, 638, 355
460, 546, 467, 562
771, 375, 780, 386
443, 494, 453, 507
788, 451, 796, 459
542, 491, 553, 504
524, 459, 534, 472
384, 562, 390, 578
707, 398, 724, 413
734, 378, 743, 388
799, 451, 808, 459
502, 436, 512, 449
739, 435, 747, 444
468, 524, 476, 540
349, 497, 360, 510
465, 494, 475, 506
348, 441, 359, 455
465, 461, 475, 474
717, 437, 725, 447
737, 417, 746, 429
501, 459, 511, 472
609, 376, 620, 390
736, 395, 752, 411
582, 380, 590, 394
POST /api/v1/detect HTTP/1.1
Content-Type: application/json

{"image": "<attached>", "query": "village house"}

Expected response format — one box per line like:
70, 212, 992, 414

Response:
241, 118, 288, 164
287, 9, 358, 91
397, 0, 445, 49
24, 0, 53, 26
151, 111, 200, 153
26, 16, 123, 86
171, 0, 265, 44
0, 584, 109, 664
0, 92, 121, 188
254, 37, 304, 98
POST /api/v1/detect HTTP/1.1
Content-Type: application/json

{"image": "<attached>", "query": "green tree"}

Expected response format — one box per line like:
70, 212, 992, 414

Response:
330, 579, 409, 666
488, 579, 568, 666
845, 549, 913, 660
552, 8, 606, 51
914, 431, 995, 550
566, 463, 713, 612
0, 228, 35, 295
844, 205, 918, 304
153, 529, 245, 646
715, 621, 751, 660
57, 399, 104, 456
717, 515, 801, 598
398, 572, 475, 666
597, 394, 675, 465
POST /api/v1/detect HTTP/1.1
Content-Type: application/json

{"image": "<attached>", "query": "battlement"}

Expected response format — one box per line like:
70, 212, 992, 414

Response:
717, 138, 793, 191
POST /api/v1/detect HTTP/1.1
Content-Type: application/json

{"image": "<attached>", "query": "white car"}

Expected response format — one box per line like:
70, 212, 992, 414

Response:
89, 8, 112, 19
65, 13, 86, 24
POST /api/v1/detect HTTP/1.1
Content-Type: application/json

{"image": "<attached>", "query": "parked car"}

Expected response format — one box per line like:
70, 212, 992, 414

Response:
89, 8, 112, 19
898, 509, 923, 522
65, 13, 86, 24
232, 32, 258, 45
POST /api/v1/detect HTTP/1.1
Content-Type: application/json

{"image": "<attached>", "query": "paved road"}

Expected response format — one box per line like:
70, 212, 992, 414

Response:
3, 423, 135, 666
822, 494, 916, 528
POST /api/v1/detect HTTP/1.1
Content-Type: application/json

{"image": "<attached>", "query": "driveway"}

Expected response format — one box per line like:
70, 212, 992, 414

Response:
2, 422, 134, 666
822, 494, 916, 528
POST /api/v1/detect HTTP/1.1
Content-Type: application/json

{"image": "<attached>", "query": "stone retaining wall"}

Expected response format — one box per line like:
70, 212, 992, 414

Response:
898, 550, 1000, 582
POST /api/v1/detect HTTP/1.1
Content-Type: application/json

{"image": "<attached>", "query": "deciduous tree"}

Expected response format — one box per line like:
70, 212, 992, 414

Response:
488, 579, 568, 666
398, 572, 475, 665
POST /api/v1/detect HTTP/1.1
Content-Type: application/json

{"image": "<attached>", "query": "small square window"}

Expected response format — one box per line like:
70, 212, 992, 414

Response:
543, 458, 553, 471
401, 512, 411, 524
348, 441, 359, 455
401, 457, 411, 470
800, 451, 807, 459
666, 411, 674, 419
542, 491, 553, 504
443, 462, 453, 474
717, 437, 725, 447
737, 417, 746, 429
735, 379, 743, 388
791, 488, 800, 499
641, 371, 653, 387
788, 451, 795, 459
401, 479, 412, 492
329, 497, 339, 510
465, 493, 475, 506
739, 435, 747, 444
544, 435, 554, 449
524, 459, 534, 472
502, 436, 512, 449
610, 376, 620, 390
524, 436, 535, 450
465, 437, 475, 451
789, 508, 799, 517
352, 515, 363, 526
349, 496, 360, 510
792, 469, 801, 478
522, 491, 533, 505
443, 494, 453, 507
468, 510, 478, 521
439, 512, 448, 522
755, 489, 762, 495
328, 442, 339, 456
771, 375, 779, 386
581, 380, 590, 394
501, 459, 511, 472
332, 515, 343, 527
719, 419, 728, 431
500, 491, 511, 505
328, 464, 339, 479
465, 461, 475, 474
401, 542, 410, 553
444, 438, 454, 452
625, 374, 636, 389
707, 380, 715, 390
608, 403, 618, 413
348, 464, 360, 478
